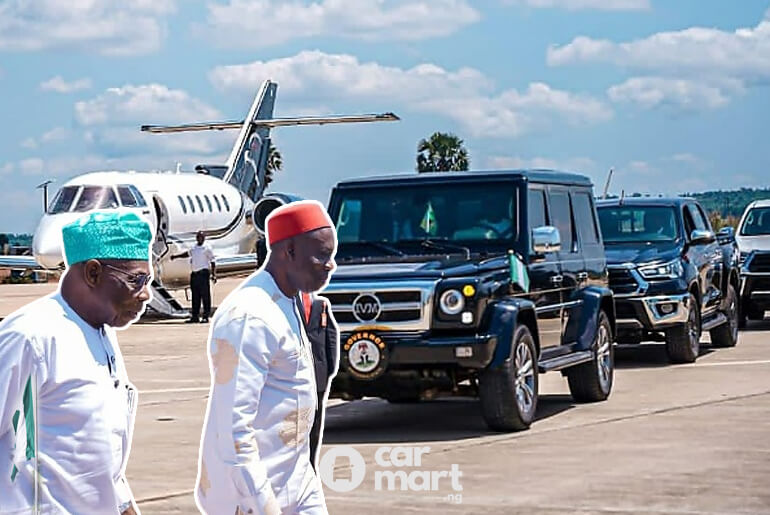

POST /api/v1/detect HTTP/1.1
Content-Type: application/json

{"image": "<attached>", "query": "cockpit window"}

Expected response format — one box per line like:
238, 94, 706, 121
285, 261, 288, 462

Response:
117, 184, 147, 208
48, 186, 79, 214
74, 186, 119, 212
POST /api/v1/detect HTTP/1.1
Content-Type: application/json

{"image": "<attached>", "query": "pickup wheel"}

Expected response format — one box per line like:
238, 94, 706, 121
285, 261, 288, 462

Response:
479, 325, 538, 432
710, 284, 739, 348
567, 310, 614, 402
665, 294, 701, 363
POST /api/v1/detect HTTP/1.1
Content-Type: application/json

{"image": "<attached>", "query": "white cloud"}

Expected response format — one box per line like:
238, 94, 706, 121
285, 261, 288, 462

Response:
21, 138, 37, 149
200, 0, 480, 47
19, 158, 45, 176
40, 76, 93, 93
505, 0, 649, 11
487, 155, 596, 171
0, 0, 176, 55
607, 77, 744, 110
210, 51, 612, 138
548, 12, 770, 111
75, 84, 232, 160
19, 127, 73, 150
0, 162, 14, 175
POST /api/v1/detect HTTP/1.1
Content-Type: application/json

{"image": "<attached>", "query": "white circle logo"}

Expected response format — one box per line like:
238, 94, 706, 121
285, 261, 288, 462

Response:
348, 339, 381, 374
319, 446, 366, 493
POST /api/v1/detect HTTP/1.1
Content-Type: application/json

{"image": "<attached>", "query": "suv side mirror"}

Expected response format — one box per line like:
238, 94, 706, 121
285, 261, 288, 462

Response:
716, 226, 735, 244
690, 229, 716, 245
532, 226, 561, 254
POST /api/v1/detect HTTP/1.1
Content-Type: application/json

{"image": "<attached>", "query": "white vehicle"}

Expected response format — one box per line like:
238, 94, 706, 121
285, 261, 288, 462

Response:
1, 80, 398, 316
736, 199, 770, 325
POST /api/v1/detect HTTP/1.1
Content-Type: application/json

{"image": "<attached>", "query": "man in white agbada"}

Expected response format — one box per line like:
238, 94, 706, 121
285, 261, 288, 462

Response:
196, 201, 336, 515
0, 211, 152, 514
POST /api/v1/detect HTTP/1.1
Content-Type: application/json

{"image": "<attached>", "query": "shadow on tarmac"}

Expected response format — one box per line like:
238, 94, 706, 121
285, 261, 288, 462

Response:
614, 344, 715, 369
323, 394, 575, 444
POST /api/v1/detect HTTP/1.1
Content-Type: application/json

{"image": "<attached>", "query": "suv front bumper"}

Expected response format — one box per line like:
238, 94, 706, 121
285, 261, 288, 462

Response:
741, 272, 770, 309
615, 293, 691, 332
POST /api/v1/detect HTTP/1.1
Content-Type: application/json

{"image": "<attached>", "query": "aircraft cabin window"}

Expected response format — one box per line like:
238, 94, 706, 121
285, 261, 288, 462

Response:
74, 186, 119, 213
213, 195, 222, 212
178, 196, 187, 214
204, 195, 213, 212
195, 195, 204, 213
221, 194, 230, 212
48, 186, 79, 214
187, 195, 196, 213
117, 186, 139, 207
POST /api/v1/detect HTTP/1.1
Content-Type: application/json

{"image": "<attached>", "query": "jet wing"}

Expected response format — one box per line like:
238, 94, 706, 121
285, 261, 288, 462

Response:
141, 113, 399, 133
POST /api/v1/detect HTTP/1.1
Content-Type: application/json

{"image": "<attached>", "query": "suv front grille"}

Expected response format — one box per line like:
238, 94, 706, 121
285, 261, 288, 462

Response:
748, 253, 770, 273
608, 267, 641, 295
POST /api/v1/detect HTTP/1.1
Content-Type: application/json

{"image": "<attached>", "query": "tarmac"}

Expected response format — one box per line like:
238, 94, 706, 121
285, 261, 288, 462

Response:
1, 278, 769, 514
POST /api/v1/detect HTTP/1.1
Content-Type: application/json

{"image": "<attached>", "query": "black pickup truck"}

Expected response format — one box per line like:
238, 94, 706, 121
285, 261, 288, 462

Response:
319, 169, 616, 432
596, 198, 740, 363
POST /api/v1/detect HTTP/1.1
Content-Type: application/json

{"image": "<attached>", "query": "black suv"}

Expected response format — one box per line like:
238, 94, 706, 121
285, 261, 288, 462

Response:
322, 170, 616, 432
596, 198, 740, 363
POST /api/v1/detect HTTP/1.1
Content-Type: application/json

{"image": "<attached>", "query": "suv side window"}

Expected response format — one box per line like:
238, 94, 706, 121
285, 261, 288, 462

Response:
572, 191, 600, 245
528, 187, 548, 229
687, 204, 707, 232
695, 204, 713, 231
549, 189, 577, 253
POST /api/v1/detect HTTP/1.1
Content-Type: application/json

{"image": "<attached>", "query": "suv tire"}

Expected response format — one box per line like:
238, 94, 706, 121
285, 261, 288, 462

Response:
665, 293, 701, 363
710, 284, 739, 348
567, 310, 614, 402
479, 324, 538, 432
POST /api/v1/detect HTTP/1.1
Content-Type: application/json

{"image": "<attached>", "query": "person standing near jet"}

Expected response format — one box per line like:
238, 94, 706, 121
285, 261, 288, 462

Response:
195, 200, 336, 515
171, 230, 216, 323
0, 211, 152, 514
298, 291, 339, 469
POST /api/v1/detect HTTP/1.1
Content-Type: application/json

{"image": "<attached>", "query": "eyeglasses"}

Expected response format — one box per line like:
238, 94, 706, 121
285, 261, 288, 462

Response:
101, 263, 153, 293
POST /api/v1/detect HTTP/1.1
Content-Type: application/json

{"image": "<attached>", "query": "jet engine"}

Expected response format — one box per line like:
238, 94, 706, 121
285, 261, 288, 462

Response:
251, 193, 304, 236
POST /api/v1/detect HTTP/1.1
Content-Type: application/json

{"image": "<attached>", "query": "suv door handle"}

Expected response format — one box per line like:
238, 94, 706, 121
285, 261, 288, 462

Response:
551, 275, 564, 285
577, 272, 588, 281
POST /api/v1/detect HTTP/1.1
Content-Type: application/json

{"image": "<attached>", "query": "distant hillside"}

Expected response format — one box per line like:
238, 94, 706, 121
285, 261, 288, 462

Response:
685, 188, 770, 218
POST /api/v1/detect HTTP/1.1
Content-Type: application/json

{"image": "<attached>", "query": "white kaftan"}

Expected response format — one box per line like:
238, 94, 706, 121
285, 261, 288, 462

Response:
0, 293, 138, 514
196, 270, 325, 515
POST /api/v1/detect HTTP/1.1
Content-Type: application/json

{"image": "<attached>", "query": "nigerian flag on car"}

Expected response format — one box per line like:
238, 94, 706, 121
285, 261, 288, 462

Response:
10, 376, 36, 481
420, 201, 437, 235
508, 250, 530, 293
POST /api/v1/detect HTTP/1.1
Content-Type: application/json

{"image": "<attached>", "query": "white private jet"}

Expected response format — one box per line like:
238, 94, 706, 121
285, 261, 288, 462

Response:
1, 80, 398, 317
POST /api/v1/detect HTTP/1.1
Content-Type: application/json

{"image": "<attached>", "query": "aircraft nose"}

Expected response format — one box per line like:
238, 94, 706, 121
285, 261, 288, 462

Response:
33, 217, 66, 269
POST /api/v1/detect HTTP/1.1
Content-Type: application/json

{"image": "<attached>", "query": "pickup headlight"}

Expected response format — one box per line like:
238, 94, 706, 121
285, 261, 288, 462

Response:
439, 289, 465, 315
638, 259, 683, 280
739, 252, 749, 267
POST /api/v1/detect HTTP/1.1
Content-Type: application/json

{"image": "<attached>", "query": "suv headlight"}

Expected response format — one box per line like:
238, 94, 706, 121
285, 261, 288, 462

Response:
638, 259, 683, 280
739, 251, 749, 267
439, 289, 465, 315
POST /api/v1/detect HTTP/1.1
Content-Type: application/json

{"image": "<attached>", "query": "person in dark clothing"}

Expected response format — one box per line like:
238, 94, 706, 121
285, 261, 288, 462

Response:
171, 231, 217, 323
298, 291, 339, 469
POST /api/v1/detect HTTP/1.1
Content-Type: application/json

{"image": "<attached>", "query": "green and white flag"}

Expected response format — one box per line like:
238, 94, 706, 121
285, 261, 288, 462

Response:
508, 250, 530, 293
10, 376, 36, 482
420, 202, 438, 236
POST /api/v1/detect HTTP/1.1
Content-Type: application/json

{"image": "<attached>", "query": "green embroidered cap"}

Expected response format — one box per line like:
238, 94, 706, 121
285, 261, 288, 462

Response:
62, 211, 152, 266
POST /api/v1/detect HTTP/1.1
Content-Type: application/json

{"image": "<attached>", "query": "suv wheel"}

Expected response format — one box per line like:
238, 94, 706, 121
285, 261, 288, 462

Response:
479, 324, 538, 432
710, 284, 739, 348
665, 293, 701, 363
567, 310, 614, 402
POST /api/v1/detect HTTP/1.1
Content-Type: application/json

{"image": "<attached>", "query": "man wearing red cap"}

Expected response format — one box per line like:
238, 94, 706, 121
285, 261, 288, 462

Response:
196, 200, 336, 515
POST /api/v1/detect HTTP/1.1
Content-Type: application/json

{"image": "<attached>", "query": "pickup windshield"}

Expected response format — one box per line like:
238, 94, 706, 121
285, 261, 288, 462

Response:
331, 182, 518, 254
740, 207, 770, 236
598, 205, 679, 243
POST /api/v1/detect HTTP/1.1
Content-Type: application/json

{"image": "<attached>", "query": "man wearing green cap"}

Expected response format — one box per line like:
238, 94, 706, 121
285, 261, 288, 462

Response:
0, 210, 152, 514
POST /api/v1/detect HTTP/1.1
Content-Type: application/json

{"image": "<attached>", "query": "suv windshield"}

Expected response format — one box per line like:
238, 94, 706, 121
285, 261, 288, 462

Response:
331, 181, 518, 254
598, 205, 679, 243
740, 207, 770, 236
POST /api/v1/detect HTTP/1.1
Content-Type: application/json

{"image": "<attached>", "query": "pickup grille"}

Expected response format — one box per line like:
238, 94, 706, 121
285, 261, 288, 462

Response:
748, 253, 770, 273
608, 267, 640, 295
324, 290, 423, 324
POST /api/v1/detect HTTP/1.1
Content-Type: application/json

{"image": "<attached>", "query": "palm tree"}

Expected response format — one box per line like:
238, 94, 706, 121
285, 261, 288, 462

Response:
265, 143, 282, 186
416, 132, 469, 173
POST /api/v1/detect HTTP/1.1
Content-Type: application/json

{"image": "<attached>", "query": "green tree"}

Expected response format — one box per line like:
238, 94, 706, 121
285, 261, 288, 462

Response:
265, 143, 282, 186
416, 132, 469, 173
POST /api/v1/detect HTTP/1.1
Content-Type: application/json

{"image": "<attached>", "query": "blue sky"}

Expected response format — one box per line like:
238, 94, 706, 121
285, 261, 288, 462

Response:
1, 0, 769, 233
